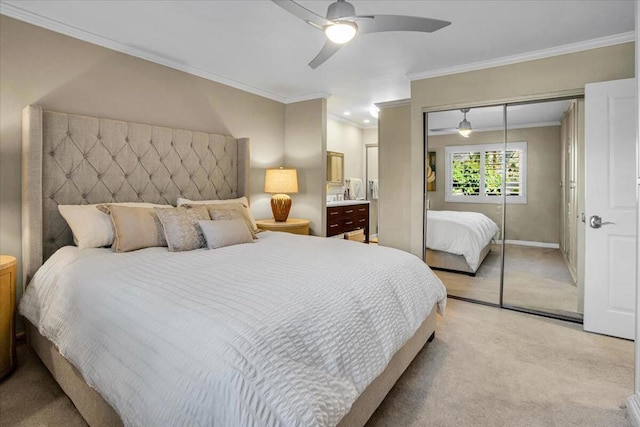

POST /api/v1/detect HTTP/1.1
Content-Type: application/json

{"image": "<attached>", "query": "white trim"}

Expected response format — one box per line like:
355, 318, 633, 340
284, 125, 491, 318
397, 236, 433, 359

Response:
429, 121, 561, 136
376, 99, 411, 109
407, 32, 635, 81
327, 113, 377, 130
628, 394, 640, 427
496, 240, 560, 249
0, 3, 333, 105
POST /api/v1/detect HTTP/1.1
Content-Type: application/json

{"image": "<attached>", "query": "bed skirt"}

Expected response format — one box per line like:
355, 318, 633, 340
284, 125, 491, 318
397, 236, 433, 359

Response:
26, 305, 438, 427
426, 241, 493, 275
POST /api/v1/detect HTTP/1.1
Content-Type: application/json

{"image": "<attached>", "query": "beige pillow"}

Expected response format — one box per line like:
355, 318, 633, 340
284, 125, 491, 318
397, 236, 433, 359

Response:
108, 205, 168, 252
155, 206, 210, 252
177, 197, 257, 233
58, 203, 170, 249
184, 203, 258, 239
198, 219, 254, 249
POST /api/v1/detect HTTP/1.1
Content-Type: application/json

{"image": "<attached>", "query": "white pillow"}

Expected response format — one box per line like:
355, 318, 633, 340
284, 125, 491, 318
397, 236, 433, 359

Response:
58, 203, 171, 249
177, 197, 257, 232
197, 219, 254, 249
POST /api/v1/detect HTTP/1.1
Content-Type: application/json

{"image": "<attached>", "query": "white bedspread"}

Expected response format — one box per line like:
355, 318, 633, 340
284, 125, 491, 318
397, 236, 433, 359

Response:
20, 232, 446, 427
426, 210, 499, 271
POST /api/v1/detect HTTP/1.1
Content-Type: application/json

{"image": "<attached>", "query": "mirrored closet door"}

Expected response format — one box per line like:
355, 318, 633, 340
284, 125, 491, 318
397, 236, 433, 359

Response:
424, 105, 505, 306
424, 97, 584, 322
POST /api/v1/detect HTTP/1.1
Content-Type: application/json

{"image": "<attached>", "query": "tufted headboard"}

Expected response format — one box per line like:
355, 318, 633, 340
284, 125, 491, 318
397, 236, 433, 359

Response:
22, 105, 250, 285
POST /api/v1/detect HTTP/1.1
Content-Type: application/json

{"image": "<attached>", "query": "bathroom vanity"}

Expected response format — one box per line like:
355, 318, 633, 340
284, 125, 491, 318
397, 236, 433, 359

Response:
326, 200, 370, 242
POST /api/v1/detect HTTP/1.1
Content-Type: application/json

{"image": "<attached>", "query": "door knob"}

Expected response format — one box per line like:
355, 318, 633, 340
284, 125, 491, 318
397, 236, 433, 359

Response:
589, 215, 615, 229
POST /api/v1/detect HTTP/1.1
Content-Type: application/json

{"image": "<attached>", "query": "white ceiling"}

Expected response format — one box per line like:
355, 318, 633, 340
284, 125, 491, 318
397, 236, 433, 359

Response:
0, 1, 634, 128
428, 99, 572, 135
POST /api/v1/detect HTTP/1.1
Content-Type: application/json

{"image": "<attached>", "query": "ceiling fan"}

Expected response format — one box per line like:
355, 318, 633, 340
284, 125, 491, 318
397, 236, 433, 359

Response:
430, 108, 473, 137
272, 0, 451, 69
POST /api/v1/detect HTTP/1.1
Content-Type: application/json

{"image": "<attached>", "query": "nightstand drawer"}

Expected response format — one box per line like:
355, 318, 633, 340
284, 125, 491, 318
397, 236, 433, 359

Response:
327, 220, 343, 237
327, 206, 344, 220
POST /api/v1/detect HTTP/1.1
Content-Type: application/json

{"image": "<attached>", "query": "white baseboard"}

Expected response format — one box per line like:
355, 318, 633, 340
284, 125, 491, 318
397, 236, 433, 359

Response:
627, 394, 640, 426
495, 239, 560, 249
370, 233, 378, 239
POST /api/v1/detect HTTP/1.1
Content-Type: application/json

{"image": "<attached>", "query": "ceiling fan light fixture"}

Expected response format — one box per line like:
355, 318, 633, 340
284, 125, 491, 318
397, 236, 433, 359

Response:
458, 119, 472, 138
324, 21, 358, 44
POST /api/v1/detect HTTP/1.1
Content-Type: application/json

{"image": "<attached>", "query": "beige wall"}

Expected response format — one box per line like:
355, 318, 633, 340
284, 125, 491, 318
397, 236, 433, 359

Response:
427, 126, 562, 244
327, 119, 364, 196
378, 104, 413, 251
285, 99, 327, 236
0, 16, 290, 299
378, 42, 636, 257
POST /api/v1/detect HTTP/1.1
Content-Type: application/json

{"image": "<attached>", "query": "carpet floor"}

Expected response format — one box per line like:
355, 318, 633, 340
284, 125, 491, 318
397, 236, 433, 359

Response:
0, 299, 632, 426
437, 244, 581, 318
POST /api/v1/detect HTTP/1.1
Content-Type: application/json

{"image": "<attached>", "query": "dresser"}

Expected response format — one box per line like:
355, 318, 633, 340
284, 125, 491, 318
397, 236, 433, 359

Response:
327, 202, 369, 242
0, 255, 17, 380
256, 218, 310, 235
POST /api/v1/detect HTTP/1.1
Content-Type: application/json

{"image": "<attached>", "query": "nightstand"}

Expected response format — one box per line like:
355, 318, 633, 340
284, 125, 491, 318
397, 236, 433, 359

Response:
0, 255, 17, 380
256, 218, 310, 235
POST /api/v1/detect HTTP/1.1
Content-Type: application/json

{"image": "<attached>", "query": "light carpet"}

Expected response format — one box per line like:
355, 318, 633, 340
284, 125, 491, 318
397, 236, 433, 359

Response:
0, 299, 632, 426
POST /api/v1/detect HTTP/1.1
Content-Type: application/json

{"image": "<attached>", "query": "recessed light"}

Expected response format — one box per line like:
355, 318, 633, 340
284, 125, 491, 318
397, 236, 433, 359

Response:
344, 111, 351, 116
364, 119, 370, 124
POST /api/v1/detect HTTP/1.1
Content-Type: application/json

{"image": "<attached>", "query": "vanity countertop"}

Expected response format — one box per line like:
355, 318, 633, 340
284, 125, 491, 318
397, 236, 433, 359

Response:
326, 200, 370, 207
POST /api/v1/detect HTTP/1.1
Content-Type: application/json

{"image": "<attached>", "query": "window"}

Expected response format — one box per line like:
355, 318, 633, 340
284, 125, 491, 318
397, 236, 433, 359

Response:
445, 142, 527, 204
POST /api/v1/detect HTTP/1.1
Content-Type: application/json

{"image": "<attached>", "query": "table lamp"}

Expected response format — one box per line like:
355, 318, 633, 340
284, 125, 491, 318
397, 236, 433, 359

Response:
264, 167, 299, 222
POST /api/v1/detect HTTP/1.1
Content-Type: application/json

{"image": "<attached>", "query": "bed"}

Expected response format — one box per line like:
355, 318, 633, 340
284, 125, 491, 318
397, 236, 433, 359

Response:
425, 210, 499, 276
19, 105, 446, 426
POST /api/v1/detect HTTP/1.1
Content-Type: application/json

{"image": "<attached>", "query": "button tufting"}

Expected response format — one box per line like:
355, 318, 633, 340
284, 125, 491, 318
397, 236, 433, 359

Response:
49, 151, 54, 156
137, 193, 141, 197
137, 156, 142, 161
124, 174, 129, 179
66, 131, 71, 137
83, 154, 87, 159
49, 238, 55, 243
125, 137, 129, 142
97, 134, 102, 140
112, 155, 116, 160
169, 174, 173, 179
112, 193, 117, 198
97, 174, 102, 179
82, 194, 87, 199
49, 195, 54, 199
149, 139, 153, 144
170, 141, 174, 146
66, 174, 71, 179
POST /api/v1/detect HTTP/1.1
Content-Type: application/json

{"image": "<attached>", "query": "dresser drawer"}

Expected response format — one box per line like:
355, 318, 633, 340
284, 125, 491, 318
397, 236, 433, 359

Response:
327, 206, 344, 220
327, 220, 343, 236
354, 205, 369, 216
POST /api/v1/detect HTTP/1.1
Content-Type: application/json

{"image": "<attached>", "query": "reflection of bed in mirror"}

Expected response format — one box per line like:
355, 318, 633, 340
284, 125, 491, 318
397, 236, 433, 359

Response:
426, 210, 499, 276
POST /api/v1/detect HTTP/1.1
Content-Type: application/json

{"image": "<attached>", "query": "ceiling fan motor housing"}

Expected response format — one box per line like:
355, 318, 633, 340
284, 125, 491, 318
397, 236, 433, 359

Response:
326, 0, 356, 20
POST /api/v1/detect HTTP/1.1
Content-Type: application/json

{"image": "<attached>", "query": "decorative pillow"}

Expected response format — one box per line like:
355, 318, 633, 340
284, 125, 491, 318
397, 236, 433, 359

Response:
197, 219, 254, 249
177, 197, 257, 232
109, 205, 168, 252
155, 206, 210, 252
184, 203, 258, 239
58, 203, 170, 249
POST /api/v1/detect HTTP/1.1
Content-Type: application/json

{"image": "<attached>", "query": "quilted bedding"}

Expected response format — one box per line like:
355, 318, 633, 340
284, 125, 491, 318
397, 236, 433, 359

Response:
426, 210, 499, 271
20, 231, 446, 426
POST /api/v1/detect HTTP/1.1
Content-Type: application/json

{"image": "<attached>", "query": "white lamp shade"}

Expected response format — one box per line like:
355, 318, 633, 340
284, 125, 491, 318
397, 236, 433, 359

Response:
265, 168, 299, 194
324, 22, 358, 44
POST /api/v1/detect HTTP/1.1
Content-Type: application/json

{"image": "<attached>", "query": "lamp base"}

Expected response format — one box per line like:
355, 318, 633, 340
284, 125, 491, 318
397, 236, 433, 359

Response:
271, 194, 292, 222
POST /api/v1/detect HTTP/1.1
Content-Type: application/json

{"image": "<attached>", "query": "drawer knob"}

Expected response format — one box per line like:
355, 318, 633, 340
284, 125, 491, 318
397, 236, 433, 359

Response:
329, 224, 339, 228
345, 209, 354, 213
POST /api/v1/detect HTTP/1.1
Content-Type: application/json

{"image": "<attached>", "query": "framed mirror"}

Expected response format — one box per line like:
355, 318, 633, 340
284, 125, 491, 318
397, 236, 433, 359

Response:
327, 151, 344, 185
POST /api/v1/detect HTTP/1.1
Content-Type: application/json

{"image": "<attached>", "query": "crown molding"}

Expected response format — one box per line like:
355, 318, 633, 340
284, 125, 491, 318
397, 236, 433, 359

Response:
376, 99, 411, 109
286, 92, 332, 103
0, 2, 311, 105
407, 31, 635, 81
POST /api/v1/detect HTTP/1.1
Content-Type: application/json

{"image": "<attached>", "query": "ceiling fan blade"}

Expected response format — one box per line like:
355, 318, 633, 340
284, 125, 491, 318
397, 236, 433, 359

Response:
272, 0, 331, 28
357, 15, 451, 34
309, 41, 342, 69
429, 127, 458, 132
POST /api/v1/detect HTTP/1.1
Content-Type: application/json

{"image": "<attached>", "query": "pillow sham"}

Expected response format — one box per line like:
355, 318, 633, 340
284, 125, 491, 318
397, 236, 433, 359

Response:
156, 206, 210, 252
184, 203, 257, 239
177, 196, 257, 232
109, 205, 168, 253
197, 219, 254, 249
58, 203, 170, 249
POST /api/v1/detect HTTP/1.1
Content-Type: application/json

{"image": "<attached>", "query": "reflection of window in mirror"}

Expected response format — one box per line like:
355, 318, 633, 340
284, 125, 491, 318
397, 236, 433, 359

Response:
327, 151, 344, 185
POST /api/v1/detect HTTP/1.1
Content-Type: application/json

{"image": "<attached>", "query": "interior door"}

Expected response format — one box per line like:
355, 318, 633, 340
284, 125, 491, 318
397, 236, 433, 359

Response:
584, 78, 637, 339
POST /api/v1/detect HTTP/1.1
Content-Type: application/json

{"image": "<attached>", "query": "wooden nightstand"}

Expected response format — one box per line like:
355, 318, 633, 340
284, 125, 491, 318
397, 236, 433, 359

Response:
0, 255, 17, 380
256, 218, 310, 235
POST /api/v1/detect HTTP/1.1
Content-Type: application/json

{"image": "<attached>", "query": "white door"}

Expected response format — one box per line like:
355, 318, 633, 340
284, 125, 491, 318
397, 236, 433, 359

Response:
584, 78, 637, 339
